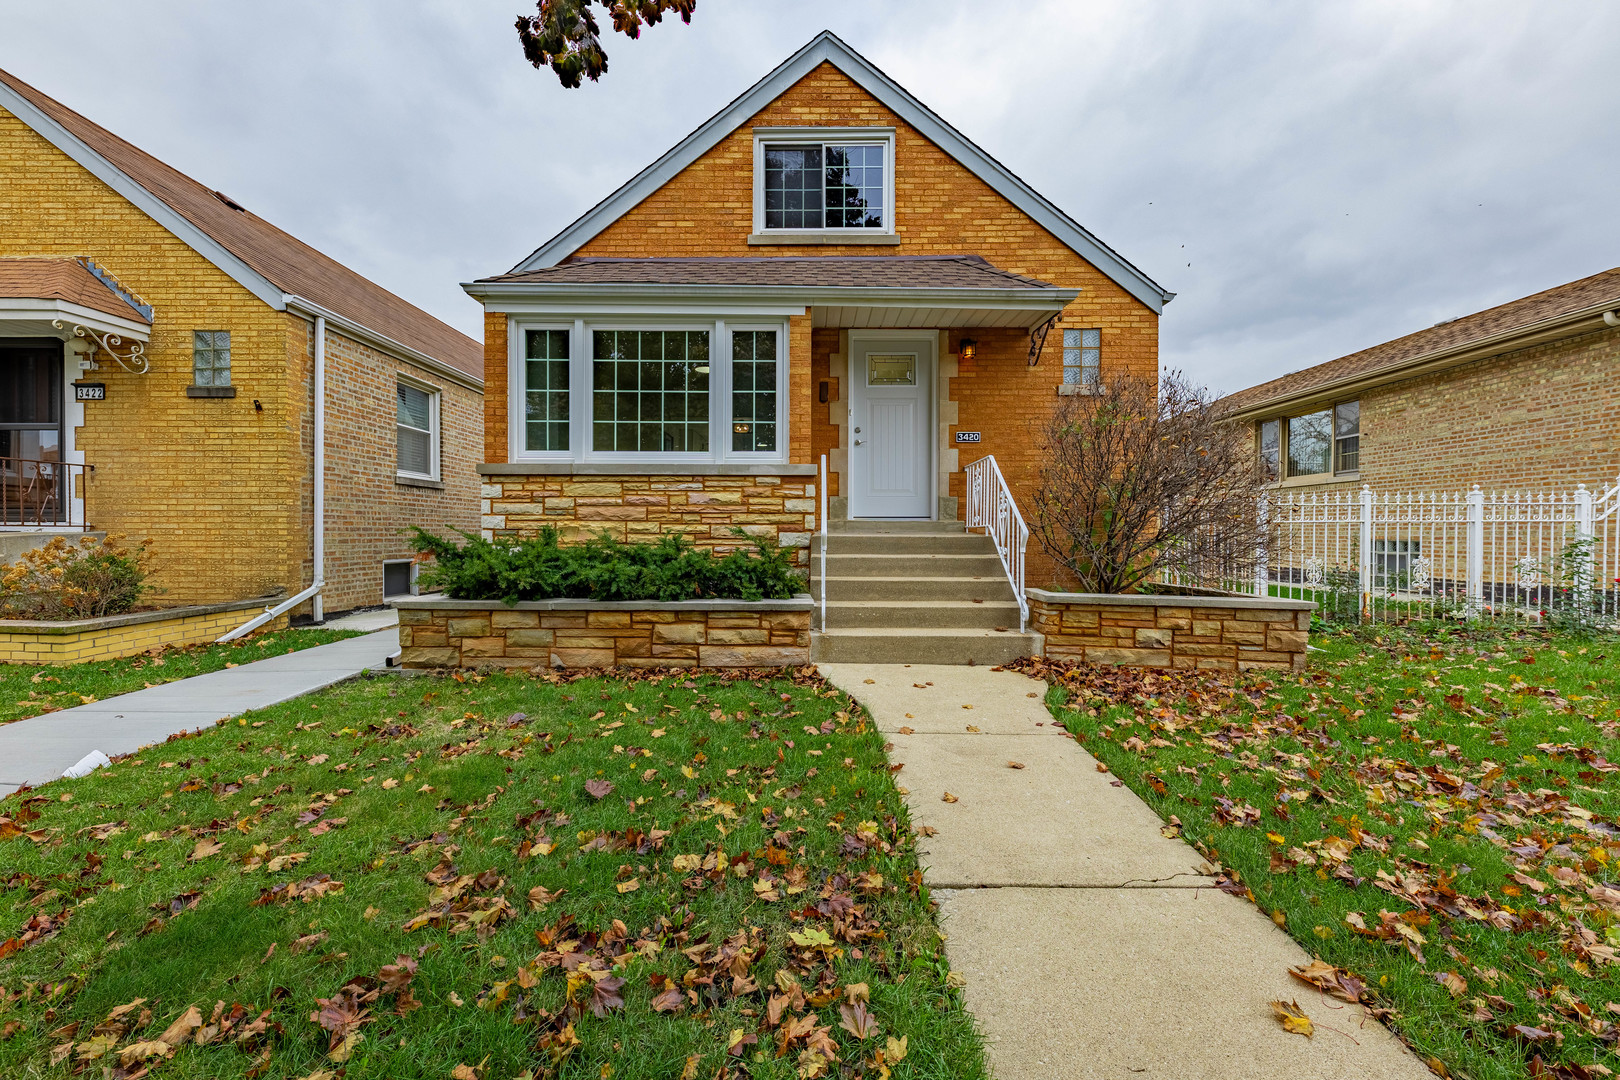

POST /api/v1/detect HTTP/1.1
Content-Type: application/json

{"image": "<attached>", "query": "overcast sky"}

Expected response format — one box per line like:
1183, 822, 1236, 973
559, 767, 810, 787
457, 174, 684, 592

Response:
4, 0, 1616, 393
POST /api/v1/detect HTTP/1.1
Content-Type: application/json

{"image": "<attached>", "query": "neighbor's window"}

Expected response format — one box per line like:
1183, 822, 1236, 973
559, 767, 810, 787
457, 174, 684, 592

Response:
1062, 328, 1101, 386
1258, 420, 1280, 481
592, 330, 711, 453
1285, 409, 1333, 477
1334, 401, 1360, 473
193, 330, 230, 387
1261, 400, 1360, 480
524, 329, 570, 452
763, 142, 886, 230
396, 380, 438, 479
730, 330, 778, 453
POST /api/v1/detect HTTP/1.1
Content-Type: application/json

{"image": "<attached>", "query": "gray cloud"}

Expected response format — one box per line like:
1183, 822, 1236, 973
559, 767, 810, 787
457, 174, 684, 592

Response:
3, 0, 1614, 393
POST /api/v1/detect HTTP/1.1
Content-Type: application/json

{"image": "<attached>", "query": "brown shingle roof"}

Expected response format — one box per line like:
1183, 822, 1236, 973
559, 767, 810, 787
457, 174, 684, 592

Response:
0, 257, 151, 323
1223, 266, 1620, 415
0, 67, 481, 380
481, 255, 1062, 290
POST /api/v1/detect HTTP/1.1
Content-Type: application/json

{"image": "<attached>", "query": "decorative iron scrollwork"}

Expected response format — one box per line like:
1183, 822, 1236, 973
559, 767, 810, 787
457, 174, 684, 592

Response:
52, 320, 149, 375
1027, 315, 1058, 367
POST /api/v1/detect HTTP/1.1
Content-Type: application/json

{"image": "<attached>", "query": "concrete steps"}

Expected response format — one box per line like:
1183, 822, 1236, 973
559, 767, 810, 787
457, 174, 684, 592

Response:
809, 521, 1040, 665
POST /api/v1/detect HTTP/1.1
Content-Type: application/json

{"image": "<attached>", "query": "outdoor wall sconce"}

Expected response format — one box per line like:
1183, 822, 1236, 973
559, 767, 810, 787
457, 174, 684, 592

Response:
958, 337, 977, 362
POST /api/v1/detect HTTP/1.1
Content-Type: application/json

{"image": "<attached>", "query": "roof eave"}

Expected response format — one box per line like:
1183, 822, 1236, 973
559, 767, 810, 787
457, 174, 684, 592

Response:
1224, 301, 1620, 422
508, 31, 1172, 314
462, 280, 1078, 308
284, 296, 484, 391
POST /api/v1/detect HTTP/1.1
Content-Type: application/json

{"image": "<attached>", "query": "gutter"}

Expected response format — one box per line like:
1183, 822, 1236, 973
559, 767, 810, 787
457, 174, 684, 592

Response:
283, 296, 485, 392
1226, 298, 1620, 422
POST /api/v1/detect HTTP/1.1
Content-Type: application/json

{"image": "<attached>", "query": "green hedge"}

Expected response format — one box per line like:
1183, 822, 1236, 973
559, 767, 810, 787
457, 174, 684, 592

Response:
409, 527, 803, 605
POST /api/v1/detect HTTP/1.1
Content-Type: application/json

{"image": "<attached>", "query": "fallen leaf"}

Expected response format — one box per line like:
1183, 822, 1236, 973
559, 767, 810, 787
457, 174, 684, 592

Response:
616, 878, 640, 894
159, 1005, 203, 1047
941, 792, 958, 803
897, 726, 914, 735
585, 779, 613, 800
1007, 761, 1025, 770
965, 725, 980, 732
1269, 1000, 1313, 1038
189, 838, 222, 862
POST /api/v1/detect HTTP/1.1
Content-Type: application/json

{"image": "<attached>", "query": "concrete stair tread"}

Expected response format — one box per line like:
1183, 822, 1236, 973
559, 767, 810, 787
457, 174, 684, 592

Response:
817, 627, 1033, 638
824, 600, 1022, 611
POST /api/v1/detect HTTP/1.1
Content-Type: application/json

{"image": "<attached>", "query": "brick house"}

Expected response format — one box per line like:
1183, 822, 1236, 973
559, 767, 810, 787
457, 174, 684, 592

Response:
1222, 267, 1620, 496
465, 32, 1171, 657
0, 66, 483, 619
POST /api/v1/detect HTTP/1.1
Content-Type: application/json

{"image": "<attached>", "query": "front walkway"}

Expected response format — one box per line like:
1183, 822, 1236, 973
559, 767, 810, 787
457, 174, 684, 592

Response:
0, 630, 398, 797
820, 663, 1432, 1080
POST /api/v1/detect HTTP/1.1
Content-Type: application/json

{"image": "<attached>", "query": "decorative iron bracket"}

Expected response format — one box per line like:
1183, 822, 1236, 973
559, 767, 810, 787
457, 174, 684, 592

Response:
1028, 314, 1058, 367
53, 320, 149, 375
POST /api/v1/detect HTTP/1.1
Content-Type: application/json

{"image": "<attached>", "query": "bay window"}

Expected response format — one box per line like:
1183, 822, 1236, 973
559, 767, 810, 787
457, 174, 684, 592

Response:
510, 320, 787, 464
1257, 400, 1361, 481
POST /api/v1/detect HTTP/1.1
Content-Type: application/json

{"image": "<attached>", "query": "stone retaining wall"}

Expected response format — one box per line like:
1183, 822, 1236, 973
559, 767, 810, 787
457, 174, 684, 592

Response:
1028, 589, 1315, 672
477, 467, 817, 567
395, 596, 813, 670
0, 599, 285, 665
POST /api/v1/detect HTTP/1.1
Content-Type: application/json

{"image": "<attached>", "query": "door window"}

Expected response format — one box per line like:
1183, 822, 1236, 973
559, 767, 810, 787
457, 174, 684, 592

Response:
867, 354, 916, 386
0, 343, 62, 462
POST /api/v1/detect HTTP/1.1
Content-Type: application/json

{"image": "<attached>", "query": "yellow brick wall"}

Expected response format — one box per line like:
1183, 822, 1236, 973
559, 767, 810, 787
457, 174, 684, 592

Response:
2, 106, 484, 615
1, 106, 297, 605
286, 315, 483, 613
0, 607, 288, 665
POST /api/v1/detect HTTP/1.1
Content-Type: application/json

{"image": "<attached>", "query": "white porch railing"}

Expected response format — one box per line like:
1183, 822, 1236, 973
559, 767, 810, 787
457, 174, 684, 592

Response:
964, 454, 1029, 631
1170, 476, 1620, 625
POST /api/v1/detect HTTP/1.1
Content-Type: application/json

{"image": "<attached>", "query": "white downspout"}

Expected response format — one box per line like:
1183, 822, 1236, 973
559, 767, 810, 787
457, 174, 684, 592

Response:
1603, 311, 1620, 327
312, 315, 326, 623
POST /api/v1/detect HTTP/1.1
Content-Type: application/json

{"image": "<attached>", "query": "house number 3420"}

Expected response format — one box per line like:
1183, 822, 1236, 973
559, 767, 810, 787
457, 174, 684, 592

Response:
954, 431, 982, 443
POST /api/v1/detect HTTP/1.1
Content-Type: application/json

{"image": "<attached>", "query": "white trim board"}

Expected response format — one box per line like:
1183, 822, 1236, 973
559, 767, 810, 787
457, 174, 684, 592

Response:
505, 31, 1173, 315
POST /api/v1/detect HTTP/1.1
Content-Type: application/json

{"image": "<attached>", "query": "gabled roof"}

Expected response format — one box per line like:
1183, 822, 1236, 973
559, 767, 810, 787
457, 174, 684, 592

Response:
482, 254, 1061, 289
508, 31, 1173, 314
1222, 267, 1620, 418
0, 67, 482, 383
0, 257, 152, 323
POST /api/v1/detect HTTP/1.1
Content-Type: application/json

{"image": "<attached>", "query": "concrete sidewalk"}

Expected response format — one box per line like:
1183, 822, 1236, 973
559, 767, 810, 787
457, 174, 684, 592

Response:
0, 629, 398, 796
821, 663, 1431, 1080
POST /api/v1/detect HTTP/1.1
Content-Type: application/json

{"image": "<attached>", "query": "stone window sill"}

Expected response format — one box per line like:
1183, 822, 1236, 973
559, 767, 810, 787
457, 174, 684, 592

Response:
186, 385, 236, 398
396, 474, 445, 490
1265, 472, 1360, 490
747, 232, 900, 246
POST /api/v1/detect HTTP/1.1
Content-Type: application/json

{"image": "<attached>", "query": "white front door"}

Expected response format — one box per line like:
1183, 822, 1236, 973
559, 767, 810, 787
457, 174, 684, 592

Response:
849, 334, 933, 519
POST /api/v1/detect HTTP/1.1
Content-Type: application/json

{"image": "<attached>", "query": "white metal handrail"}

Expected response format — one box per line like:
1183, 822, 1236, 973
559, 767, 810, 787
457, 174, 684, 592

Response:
818, 453, 828, 632
964, 454, 1029, 631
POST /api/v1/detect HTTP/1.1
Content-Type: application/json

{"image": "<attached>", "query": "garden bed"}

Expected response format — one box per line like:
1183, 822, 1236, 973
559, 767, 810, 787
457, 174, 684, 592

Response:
1027, 588, 1314, 672
395, 595, 814, 670
0, 598, 285, 665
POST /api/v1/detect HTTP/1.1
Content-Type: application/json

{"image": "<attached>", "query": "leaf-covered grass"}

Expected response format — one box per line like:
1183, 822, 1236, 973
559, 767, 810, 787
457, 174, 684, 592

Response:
1033, 624, 1620, 1080
0, 628, 365, 727
0, 669, 982, 1080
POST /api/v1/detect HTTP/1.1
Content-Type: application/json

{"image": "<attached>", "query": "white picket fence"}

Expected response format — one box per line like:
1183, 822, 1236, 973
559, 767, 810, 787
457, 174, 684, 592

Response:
1169, 477, 1620, 624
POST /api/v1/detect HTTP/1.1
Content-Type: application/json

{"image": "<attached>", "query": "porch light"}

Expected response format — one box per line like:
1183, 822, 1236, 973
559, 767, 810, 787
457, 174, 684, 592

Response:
958, 337, 977, 362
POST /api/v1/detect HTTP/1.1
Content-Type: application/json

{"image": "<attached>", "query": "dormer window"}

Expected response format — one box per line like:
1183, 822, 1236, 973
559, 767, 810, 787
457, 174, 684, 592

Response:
752, 128, 896, 240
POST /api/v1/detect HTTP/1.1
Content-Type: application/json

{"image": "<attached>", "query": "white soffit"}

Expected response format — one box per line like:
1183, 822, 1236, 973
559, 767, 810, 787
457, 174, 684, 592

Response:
509, 31, 1173, 315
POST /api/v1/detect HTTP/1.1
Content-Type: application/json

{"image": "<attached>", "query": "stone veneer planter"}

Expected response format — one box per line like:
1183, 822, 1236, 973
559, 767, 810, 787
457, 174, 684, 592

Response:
394, 595, 814, 670
1027, 589, 1315, 672
0, 598, 287, 665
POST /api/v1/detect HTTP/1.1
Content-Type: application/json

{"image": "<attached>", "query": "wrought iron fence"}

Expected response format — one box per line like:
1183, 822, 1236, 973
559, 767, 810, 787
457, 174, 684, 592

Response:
0, 458, 93, 529
1166, 477, 1620, 626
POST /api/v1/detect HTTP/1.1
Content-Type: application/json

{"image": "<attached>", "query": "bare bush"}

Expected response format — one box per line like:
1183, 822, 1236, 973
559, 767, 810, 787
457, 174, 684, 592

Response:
1031, 370, 1269, 594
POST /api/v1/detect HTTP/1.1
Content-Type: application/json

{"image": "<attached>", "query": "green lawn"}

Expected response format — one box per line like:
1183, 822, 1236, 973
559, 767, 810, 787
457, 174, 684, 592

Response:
0, 669, 981, 1080
1031, 623, 1620, 1080
0, 627, 364, 726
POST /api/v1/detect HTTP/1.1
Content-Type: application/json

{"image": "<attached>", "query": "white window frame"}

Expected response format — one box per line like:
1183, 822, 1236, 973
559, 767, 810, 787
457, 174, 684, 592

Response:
507, 317, 789, 466
752, 127, 896, 238
395, 374, 441, 482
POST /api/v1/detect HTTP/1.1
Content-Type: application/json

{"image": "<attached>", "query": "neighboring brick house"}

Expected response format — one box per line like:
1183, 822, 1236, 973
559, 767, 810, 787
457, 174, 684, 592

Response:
1222, 267, 1620, 496
466, 31, 1172, 593
0, 66, 483, 619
